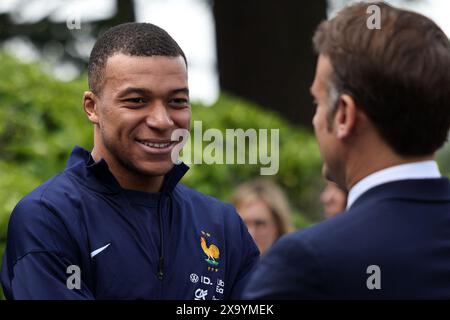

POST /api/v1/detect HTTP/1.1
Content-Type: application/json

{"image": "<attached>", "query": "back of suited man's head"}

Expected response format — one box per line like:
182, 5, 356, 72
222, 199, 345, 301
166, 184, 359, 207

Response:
313, 2, 450, 156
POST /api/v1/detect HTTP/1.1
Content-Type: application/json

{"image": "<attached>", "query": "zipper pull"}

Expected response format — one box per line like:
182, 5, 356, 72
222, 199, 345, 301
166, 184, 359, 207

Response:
157, 256, 164, 280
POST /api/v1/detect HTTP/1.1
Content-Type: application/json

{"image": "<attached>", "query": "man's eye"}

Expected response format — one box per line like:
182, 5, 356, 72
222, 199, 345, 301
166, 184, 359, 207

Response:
254, 219, 268, 228
170, 98, 189, 107
126, 98, 146, 104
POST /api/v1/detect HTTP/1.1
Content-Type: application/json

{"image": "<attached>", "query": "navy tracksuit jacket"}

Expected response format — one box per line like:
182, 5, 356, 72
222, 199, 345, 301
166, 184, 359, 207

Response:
1, 146, 259, 299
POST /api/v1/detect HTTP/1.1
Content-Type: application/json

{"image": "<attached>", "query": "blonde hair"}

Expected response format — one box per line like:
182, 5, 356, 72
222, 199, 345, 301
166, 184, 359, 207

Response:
231, 179, 294, 237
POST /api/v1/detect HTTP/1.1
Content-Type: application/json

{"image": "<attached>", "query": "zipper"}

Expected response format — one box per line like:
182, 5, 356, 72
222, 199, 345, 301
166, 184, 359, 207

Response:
157, 193, 165, 281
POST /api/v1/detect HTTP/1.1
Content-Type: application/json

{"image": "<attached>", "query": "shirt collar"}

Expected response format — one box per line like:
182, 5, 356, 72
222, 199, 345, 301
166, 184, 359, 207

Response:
347, 160, 441, 210
65, 145, 189, 195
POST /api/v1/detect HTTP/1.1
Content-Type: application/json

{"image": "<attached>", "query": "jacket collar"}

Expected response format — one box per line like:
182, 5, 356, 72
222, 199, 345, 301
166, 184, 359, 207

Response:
350, 177, 450, 211
65, 145, 189, 195
347, 161, 441, 209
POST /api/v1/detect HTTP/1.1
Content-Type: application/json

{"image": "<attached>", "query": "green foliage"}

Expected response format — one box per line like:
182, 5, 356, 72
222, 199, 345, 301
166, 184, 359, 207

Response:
183, 96, 324, 222
0, 53, 93, 243
437, 141, 450, 177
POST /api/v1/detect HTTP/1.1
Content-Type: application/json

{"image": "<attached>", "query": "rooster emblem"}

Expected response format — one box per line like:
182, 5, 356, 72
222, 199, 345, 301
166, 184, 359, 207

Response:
200, 231, 220, 268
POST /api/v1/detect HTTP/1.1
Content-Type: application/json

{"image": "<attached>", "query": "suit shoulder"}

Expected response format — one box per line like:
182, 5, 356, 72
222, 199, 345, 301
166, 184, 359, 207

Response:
280, 212, 362, 255
292, 212, 351, 239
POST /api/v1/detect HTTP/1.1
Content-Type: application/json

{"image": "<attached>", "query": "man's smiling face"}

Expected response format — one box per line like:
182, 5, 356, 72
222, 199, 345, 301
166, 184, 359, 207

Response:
89, 54, 191, 179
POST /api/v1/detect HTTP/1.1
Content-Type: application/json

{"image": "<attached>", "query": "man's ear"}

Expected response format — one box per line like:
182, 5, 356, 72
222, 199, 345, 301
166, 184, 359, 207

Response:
334, 94, 357, 139
83, 91, 99, 124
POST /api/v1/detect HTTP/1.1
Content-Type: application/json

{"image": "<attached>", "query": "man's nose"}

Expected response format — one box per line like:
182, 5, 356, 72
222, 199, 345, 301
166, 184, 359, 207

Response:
145, 102, 174, 131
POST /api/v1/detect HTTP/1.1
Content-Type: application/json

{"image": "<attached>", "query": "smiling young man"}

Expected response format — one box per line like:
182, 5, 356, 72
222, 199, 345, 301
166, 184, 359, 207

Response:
1, 23, 259, 300
244, 2, 450, 299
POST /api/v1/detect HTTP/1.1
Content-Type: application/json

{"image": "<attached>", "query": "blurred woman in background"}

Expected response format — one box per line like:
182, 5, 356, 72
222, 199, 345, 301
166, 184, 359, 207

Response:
320, 181, 347, 219
231, 179, 294, 255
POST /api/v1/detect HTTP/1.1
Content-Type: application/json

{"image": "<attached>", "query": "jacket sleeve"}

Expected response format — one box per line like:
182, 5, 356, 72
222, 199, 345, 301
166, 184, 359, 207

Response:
5, 251, 93, 300
1, 196, 94, 300
242, 233, 325, 300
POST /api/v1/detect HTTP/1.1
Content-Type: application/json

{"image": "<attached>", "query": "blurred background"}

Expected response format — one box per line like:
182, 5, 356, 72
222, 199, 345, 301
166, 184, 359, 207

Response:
0, 0, 449, 298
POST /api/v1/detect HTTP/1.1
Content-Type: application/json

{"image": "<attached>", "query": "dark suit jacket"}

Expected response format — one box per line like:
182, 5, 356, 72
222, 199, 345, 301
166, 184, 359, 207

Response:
243, 178, 450, 299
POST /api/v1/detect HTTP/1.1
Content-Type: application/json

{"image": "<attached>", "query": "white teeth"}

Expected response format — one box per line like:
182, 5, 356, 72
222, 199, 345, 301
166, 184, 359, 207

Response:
138, 141, 171, 148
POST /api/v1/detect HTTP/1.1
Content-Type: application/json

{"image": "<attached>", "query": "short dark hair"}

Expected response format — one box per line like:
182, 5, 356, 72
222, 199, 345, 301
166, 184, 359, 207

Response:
88, 22, 187, 94
313, 2, 450, 156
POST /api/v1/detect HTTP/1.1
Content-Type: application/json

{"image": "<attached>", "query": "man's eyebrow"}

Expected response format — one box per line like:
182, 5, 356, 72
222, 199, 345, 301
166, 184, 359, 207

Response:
170, 87, 189, 95
117, 87, 152, 98
116, 87, 189, 98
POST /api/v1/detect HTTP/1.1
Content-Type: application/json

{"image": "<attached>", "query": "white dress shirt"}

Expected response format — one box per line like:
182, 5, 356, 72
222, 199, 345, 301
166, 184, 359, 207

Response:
346, 160, 441, 210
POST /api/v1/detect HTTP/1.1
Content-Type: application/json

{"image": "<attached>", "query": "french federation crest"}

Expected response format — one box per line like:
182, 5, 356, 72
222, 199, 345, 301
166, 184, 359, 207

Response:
200, 231, 220, 272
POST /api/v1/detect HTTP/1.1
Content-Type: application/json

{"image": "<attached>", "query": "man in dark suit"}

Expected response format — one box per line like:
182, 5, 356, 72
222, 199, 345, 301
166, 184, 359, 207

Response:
243, 2, 450, 299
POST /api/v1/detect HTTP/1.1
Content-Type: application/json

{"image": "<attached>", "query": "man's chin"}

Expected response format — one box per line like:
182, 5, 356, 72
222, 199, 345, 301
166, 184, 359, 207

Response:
322, 165, 334, 182
136, 161, 175, 177
324, 171, 347, 192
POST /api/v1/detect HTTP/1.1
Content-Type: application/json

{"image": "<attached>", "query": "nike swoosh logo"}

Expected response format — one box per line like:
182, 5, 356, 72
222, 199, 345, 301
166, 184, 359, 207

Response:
90, 243, 111, 258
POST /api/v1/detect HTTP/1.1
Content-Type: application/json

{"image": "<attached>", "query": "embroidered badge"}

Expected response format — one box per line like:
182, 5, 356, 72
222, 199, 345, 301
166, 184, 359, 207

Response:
200, 231, 220, 272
